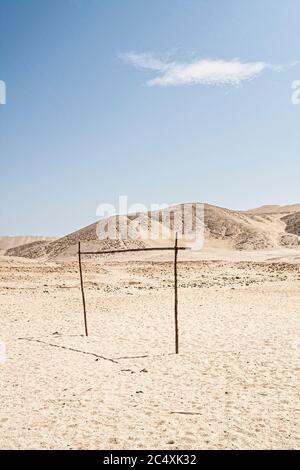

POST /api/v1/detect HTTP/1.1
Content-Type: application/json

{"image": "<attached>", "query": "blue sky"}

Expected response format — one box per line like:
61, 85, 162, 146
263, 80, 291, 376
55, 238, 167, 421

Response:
1, 0, 299, 236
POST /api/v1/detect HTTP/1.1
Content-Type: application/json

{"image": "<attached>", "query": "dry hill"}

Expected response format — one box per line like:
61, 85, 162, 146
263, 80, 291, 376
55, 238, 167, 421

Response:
5, 203, 300, 259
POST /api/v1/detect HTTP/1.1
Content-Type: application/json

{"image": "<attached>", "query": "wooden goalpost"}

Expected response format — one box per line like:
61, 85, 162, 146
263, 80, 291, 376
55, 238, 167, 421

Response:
77, 235, 188, 354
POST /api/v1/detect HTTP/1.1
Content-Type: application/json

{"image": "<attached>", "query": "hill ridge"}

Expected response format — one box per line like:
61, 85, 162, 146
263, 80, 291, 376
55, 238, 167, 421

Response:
5, 202, 300, 259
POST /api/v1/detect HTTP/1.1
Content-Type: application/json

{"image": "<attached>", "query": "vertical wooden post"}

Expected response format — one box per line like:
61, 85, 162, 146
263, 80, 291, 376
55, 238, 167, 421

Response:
78, 241, 88, 337
174, 233, 179, 354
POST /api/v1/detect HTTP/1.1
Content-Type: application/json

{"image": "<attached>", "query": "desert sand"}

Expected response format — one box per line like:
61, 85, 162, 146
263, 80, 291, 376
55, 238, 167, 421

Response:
1, 203, 300, 449
0, 250, 300, 449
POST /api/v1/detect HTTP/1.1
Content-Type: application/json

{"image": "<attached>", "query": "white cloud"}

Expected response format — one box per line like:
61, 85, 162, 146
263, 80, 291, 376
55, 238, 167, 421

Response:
119, 52, 278, 87
118, 52, 167, 71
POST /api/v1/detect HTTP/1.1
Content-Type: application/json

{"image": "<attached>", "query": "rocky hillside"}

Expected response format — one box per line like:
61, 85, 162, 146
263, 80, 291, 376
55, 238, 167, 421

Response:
5, 203, 300, 259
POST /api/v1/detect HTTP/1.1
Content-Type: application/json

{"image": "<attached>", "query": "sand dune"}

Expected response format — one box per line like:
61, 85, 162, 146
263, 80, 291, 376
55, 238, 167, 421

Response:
0, 236, 55, 252
5, 203, 300, 260
246, 204, 300, 214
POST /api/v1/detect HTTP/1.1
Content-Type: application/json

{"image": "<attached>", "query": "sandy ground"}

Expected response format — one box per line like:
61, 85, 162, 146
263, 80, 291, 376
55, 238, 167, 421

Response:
0, 254, 300, 449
